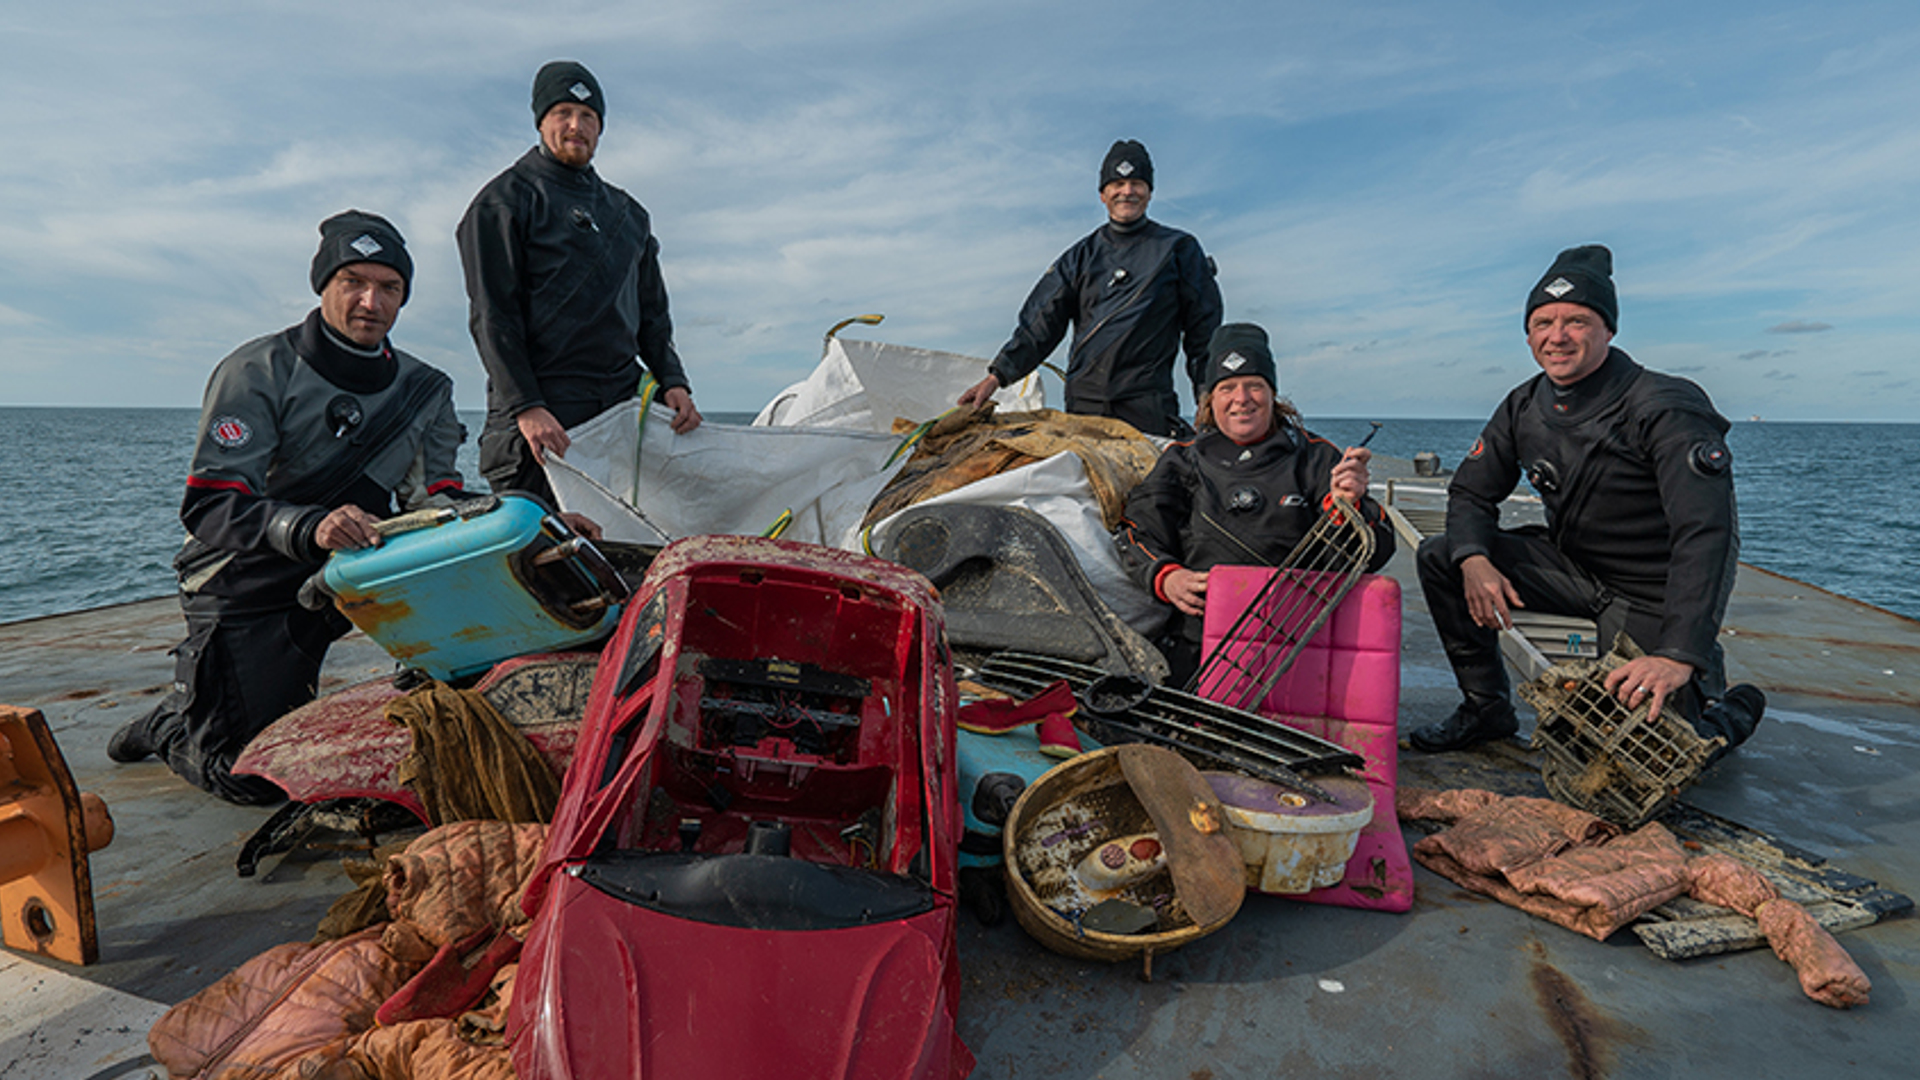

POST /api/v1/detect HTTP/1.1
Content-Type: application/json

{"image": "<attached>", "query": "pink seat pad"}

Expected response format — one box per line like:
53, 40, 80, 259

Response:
1200, 569, 1412, 912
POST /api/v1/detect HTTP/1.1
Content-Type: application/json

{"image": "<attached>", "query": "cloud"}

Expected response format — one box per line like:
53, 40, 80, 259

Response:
5, 3, 1920, 421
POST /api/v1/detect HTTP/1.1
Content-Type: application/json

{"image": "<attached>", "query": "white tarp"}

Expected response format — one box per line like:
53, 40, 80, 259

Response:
753, 337, 1045, 431
546, 399, 908, 549
544, 340, 1161, 637
864, 450, 1164, 635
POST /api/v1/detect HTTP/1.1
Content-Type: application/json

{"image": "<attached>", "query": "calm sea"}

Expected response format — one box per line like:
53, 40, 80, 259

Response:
1, 407, 1915, 624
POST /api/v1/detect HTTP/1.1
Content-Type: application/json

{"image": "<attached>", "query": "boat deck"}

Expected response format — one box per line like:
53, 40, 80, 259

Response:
4, 536, 1917, 1077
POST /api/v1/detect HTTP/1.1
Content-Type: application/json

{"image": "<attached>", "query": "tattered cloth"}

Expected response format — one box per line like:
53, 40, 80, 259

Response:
1398, 787, 1870, 1008
863, 407, 1162, 530
148, 820, 546, 1079
386, 680, 562, 826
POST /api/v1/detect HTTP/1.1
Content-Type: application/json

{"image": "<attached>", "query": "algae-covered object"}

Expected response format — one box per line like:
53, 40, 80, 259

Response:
1005, 744, 1244, 971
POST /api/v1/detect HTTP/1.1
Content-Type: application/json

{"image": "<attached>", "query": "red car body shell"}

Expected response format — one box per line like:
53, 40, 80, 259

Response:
510, 535, 971, 1079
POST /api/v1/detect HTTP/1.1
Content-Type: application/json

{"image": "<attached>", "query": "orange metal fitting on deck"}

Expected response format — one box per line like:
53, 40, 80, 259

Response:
1, 704, 114, 965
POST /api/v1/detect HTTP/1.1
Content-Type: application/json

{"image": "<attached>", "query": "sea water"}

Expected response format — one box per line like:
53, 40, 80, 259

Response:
1, 407, 1915, 625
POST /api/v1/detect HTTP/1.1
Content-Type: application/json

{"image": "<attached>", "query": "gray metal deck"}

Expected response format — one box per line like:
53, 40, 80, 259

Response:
4, 535, 1916, 1078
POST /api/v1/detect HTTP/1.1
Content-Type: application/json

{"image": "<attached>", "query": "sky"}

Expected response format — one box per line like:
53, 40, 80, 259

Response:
3, 1, 1916, 421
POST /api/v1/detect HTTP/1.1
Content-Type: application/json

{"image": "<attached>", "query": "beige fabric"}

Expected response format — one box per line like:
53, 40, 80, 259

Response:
865, 408, 1160, 530
386, 681, 562, 827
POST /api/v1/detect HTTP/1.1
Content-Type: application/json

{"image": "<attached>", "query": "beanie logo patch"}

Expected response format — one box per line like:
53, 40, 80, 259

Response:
349, 234, 383, 258
1222, 352, 1247, 371
1544, 277, 1574, 298
210, 415, 253, 449
570, 81, 592, 101
1116, 161, 1135, 176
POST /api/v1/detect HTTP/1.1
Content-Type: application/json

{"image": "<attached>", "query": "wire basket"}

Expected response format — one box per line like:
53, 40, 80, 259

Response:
1519, 635, 1725, 828
1187, 496, 1376, 712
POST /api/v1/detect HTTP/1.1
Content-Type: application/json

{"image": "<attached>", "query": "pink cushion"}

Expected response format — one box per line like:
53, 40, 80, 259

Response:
1199, 569, 1413, 913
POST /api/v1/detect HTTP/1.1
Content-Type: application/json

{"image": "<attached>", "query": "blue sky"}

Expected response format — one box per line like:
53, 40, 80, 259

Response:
3, 1, 1916, 420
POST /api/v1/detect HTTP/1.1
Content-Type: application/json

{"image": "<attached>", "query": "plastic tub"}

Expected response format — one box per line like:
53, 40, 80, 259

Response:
1205, 773, 1374, 894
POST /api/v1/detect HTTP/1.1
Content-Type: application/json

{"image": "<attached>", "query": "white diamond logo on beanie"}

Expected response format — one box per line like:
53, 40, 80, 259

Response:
1116, 161, 1134, 176
349, 234, 383, 258
570, 81, 592, 101
1544, 277, 1574, 298
1222, 352, 1247, 371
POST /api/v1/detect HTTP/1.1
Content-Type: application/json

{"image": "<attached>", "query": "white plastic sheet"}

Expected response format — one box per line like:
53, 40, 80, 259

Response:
545, 341, 1161, 639
546, 400, 908, 549
754, 337, 1045, 431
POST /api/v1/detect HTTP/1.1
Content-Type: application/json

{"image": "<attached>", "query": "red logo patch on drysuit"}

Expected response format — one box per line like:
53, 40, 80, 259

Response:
209, 415, 252, 449
1467, 437, 1485, 459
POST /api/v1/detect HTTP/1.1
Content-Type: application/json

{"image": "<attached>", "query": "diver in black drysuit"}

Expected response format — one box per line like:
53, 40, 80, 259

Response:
1119, 324, 1395, 686
458, 61, 695, 499
962, 140, 1223, 439
1412, 244, 1764, 755
109, 212, 466, 804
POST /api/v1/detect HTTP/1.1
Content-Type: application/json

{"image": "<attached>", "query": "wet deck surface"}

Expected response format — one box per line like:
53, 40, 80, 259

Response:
5, 539, 1917, 1077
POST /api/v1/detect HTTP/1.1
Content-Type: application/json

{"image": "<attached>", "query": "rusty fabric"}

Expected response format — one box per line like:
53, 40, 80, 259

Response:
314, 839, 418, 943
455, 963, 517, 1048
337, 1016, 518, 1080
1412, 821, 1688, 942
382, 821, 548, 948
1411, 792, 1621, 880
1395, 785, 1501, 822
386, 681, 561, 827
374, 926, 522, 1026
1401, 788, 1689, 940
149, 821, 549, 1078
1402, 787, 1873, 1008
1755, 898, 1872, 1008
147, 923, 435, 1079
862, 408, 1161, 530
1685, 853, 1779, 916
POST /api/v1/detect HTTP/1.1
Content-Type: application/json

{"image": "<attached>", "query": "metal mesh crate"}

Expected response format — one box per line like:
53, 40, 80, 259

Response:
1518, 636, 1725, 828
1187, 495, 1376, 711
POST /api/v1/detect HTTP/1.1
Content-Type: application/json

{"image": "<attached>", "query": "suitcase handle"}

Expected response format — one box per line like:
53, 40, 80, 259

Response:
537, 516, 633, 611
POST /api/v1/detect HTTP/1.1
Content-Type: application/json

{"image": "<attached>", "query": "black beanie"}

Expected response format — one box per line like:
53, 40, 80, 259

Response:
532, 60, 605, 126
1100, 139, 1153, 190
1201, 323, 1277, 398
1526, 244, 1617, 333
310, 210, 412, 303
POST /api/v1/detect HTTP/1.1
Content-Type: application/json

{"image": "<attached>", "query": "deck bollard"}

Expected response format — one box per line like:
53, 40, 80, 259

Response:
0, 705, 114, 965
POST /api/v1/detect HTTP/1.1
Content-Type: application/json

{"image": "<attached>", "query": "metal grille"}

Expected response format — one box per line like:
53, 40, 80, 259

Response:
972, 652, 1360, 801
1186, 496, 1377, 711
1519, 636, 1724, 828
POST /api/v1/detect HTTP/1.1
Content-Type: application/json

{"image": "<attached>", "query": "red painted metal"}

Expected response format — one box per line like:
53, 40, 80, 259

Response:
232, 653, 598, 822
512, 535, 970, 1079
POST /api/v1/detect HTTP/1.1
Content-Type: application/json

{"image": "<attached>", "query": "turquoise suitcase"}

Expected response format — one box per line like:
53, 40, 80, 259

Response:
321, 495, 628, 681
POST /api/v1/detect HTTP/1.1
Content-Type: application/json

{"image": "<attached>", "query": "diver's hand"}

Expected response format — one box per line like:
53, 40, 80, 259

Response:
1459, 555, 1522, 630
315, 505, 382, 551
957, 375, 1001, 410
516, 406, 570, 461
661, 387, 702, 434
1603, 655, 1693, 723
1161, 566, 1209, 617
